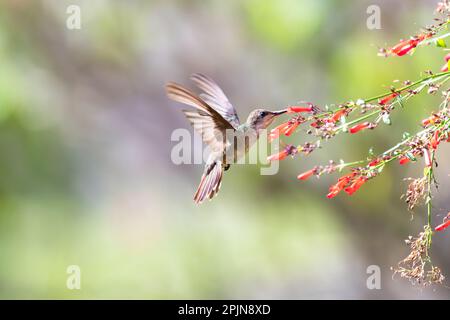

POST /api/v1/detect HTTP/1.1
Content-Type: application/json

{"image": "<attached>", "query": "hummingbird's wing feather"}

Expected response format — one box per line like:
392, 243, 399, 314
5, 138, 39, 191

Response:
166, 82, 233, 129
166, 82, 234, 153
182, 110, 229, 153
190, 73, 240, 129
194, 160, 223, 204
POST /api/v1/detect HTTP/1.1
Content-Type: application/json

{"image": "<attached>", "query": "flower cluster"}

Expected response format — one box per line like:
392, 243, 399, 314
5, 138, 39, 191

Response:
378, 9, 449, 58
267, 3, 450, 286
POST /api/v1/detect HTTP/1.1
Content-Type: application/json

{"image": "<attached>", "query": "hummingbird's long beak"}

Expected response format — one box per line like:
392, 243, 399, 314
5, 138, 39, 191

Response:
271, 109, 288, 116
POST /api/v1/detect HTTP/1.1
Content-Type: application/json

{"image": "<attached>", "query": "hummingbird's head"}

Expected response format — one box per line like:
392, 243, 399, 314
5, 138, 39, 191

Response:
247, 108, 287, 131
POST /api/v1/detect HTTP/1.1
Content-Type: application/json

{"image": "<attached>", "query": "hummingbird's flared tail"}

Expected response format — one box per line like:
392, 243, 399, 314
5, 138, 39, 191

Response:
194, 160, 223, 204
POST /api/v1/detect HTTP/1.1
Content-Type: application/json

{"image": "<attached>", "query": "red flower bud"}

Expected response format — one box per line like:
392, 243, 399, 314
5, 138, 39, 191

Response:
287, 106, 313, 113
349, 122, 371, 134
430, 130, 441, 150
378, 92, 399, 105
297, 169, 316, 180
390, 38, 420, 56
267, 150, 288, 161
327, 190, 340, 199
329, 109, 347, 123
267, 145, 297, 161
368, 159, 381, 167
399, 156, 410, 165
435, 219, 450, 232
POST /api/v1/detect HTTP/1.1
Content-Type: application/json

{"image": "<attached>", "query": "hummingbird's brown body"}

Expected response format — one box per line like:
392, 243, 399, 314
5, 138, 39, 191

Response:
166, 73, 286, 204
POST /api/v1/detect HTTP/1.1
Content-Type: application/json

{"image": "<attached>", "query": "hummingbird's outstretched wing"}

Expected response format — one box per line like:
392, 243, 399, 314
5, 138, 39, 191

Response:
190, 73, 241, 129
166, 82, 234, 153
166, 82, 231, 203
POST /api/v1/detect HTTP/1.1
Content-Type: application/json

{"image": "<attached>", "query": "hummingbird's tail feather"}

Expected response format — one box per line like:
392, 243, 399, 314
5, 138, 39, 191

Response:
194, 161, 223, 204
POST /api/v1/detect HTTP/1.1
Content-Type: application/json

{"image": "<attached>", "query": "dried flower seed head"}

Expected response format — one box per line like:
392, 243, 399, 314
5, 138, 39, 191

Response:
402, 177, 427, 211
393, 227, 444, 286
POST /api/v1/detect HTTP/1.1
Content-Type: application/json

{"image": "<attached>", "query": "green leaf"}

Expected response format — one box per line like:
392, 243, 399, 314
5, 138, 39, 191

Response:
436, 38, 447, 48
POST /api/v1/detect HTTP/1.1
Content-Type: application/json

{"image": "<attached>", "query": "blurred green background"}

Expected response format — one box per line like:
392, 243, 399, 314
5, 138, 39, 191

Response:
0, 0, 449, 299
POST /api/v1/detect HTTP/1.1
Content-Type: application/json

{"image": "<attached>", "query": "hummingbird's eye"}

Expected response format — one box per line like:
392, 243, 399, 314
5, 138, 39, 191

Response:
259, 111, 267, 117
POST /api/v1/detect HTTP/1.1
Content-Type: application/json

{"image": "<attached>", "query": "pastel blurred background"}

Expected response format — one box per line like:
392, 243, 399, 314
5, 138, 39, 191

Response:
0, 0, 449, 299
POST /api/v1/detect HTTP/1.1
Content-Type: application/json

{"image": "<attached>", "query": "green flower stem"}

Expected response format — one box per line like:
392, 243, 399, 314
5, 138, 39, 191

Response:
426, 152, 434, 228
363, 71, 450, 104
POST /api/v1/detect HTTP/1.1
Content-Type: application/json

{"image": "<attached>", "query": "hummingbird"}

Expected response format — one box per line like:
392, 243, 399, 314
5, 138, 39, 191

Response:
166, 73, 287, 204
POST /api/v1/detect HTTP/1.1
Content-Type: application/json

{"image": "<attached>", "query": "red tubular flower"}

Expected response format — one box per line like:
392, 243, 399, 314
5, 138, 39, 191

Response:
269, 122, 291, 142
267, 145, 297, 162
327, 189, 340, 199
283, 121, 300, 136
368, 158, 381, 167
435, 219, 450, 232
390, 38, 420, 56
445, 53, 450, 62
327, 173, 355, 198
349, 122, 371, 134
344, 176, 367, 195
267, 150, 288, 161
297, 168, 316, 180
399, 156, 410, 165
269, 119, 301, 141
430, 130, 441, 150
338, 172, 357, 182
287, 106, 313, 113
325, 109, 347, 123
378, 92, 399, 105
